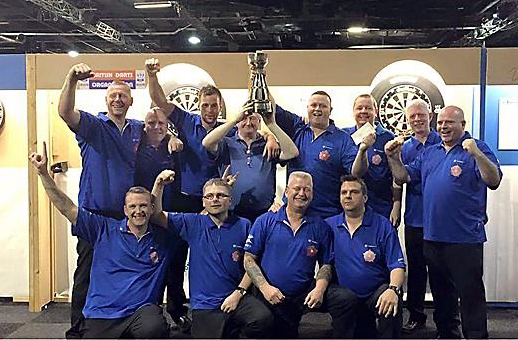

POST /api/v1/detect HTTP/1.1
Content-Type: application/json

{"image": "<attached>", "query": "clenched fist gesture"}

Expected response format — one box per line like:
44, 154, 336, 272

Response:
145, 58, 161, 77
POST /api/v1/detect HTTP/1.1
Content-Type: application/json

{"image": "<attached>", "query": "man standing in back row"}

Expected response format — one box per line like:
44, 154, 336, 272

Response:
399, 99, 441, 334
58, 63, 144, 338
385, 105, 502, 339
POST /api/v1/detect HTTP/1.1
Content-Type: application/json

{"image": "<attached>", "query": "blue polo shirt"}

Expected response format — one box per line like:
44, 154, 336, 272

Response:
406, 132, 502, 243
72, 208, 171, 319
275, 106, 358, 218
344, 124, 395, 218
74, 110, 143, 218
326, 207, 405, 298
168, 107, 235, 197
244, 206, 333, 296
212, 132, 278, 214
135, 135, 181, 211
167, 213, 251, 310
401, 131, 441, 228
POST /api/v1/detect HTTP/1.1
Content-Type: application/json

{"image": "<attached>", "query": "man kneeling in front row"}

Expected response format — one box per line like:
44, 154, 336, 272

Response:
326, 175, 406, 338
29, 143, 169, 339
152, 170, 274, 338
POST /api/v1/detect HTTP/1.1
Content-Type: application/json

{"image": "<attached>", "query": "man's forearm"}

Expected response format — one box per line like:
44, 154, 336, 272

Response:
351, 148, 369, 177
389, 268, 405, 288
38, 171, 78, 225
148, 73, 173, 113
58, 75, 80, 128
315, 264, 332, 290
387, 157, 410, 185
202, 120, 235, 154
267, 122, 299, 161
473, 152, 501, 189
244, 253, 268, 289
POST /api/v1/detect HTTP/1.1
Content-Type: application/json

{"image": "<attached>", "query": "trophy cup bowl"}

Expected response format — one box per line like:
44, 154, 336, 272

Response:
248, 51, 272, 115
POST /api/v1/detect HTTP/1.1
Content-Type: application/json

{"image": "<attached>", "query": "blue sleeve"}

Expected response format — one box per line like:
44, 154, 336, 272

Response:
406, 150, 424, 184
382, 222, 406, 271
244, 215, 268, 257
401, 142, 411, 165
341, 134, 359, 174
75, 111, 104, 146
274, 105, 304, 138
72, 208, 109, 245
318, 220, 334, 265
168, 106, 190, 133
166, 212, 194, 241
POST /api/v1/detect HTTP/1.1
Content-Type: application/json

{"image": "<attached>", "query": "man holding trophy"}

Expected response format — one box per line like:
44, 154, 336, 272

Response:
202, 51, 299, 223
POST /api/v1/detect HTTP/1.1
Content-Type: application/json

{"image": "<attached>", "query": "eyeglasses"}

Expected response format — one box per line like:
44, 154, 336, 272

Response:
202, 193, 231, 200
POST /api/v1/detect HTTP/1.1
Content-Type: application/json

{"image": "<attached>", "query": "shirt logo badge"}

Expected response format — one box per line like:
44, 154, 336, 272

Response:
450, 164, 462, 177
150, 250, 159, 264
363, 249, 376, 262
306, 245, 318, 257
319, 150, 330, 161
371, 154, 382, 165
232, 250, 242, 262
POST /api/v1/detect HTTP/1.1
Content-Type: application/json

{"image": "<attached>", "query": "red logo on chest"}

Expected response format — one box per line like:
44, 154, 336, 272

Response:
307, 245, 318, 257
450, 164, 462, 177
319, 150, 330, 161
232, 250, 242, 262
371, 154, 382, 165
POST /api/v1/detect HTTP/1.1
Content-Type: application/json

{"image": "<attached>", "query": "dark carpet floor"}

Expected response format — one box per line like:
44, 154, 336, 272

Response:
1, 301, 517, 338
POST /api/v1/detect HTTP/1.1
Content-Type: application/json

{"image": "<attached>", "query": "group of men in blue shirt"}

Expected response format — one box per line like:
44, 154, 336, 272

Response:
45, 58, 501, 339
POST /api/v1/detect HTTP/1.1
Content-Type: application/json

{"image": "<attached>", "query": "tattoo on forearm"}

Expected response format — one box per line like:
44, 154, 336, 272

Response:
316, 264, 332, 282
244, 256, 267, 288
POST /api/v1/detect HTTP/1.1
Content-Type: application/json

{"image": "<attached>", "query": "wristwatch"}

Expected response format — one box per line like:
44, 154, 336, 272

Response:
236, 287, 247, 296
388, 285, 402, 295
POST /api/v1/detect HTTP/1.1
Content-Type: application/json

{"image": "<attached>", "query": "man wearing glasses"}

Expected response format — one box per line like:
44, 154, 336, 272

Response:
152, 172, 274, 338
202, 102, 299, 222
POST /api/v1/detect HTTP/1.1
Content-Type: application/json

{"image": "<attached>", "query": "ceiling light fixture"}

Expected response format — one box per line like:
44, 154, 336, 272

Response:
188, 35, 201, 45
133, 1, 173, 9
347, 26, 369, 33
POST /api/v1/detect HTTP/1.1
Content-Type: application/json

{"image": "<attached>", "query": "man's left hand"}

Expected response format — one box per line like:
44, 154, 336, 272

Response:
390, 203, 401, 228
304, 287, 325, 309
220, 290, 242, 313
462, 138, 481, 156
375, 288, 399, 318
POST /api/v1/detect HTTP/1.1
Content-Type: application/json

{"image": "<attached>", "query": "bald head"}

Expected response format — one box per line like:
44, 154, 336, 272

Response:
437, 105, 466, 147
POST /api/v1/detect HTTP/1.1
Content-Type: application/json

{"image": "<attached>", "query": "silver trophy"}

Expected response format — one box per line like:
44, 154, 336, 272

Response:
247, 50, 273, 115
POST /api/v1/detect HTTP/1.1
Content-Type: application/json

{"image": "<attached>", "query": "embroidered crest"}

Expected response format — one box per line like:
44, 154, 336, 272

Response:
150, 250, 159, 264
363, 249, 376, 262
371, 154, 382, 165
319, 150, 330, 161
307, 245, 318, 257
450, 164, 462, 177
232, 250, 242, 262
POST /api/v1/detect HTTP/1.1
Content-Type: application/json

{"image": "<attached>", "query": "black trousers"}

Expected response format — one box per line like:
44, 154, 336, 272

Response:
191, 294, 274, 338
66, 238, 93, 339
354, 283, 403, 339
423, 241, 488, 339
81, 304, 168, 339
256, 283, 358, 338
404, 226, 428, 324
165, 193, 204, 321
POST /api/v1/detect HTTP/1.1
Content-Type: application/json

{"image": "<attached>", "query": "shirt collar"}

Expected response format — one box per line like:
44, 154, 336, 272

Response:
207, 213, 239, 230
304, 121, 338, 134
336, 206, 374, 229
